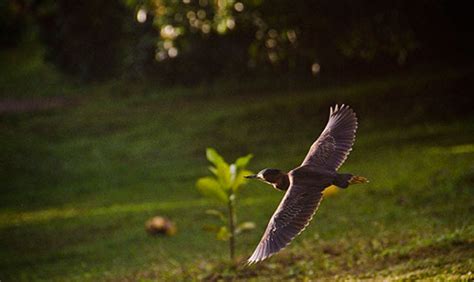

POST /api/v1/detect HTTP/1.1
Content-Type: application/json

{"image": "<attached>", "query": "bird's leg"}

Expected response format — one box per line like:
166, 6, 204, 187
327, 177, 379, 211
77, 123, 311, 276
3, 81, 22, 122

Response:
349, 175, 369, 185
333, 173, 368, 188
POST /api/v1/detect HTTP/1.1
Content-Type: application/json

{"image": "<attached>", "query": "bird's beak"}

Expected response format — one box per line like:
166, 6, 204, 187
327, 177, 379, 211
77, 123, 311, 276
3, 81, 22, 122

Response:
245, 174, 258, 179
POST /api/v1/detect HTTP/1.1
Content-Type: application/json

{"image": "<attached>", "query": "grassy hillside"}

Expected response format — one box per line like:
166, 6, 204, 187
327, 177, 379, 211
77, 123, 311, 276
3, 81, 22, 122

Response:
1, 58, 473, 280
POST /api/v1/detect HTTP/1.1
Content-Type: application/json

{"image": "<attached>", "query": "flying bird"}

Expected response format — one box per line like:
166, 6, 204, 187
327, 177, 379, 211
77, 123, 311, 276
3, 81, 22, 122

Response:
245, 104, 368, 264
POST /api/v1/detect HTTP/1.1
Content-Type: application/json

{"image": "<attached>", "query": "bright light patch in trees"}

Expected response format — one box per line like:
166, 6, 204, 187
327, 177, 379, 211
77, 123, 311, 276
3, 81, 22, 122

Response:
287, 30, 297, 43
202, 23, 211, 33
155, 51, 167, 61
186, 11, 196, 20
268, 29, 278, 38
234, 2, 244, 12
168, 47, 178, 58
161, 25, 179, 39
226, 18, 235, 30
136, 8, 147, 23
265, 39, 276, 48
197, 10, 206, 19
268, 52, 278, 63
311, 63, 321, 75
217, 22, 227, 34
163, 40, 173, 49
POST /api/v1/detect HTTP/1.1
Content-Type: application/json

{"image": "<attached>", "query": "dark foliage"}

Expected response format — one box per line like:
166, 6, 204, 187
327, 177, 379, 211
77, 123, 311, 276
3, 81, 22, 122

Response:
5, 0, 473, 83
0, 1, 31, 47
34, 0, 131, 80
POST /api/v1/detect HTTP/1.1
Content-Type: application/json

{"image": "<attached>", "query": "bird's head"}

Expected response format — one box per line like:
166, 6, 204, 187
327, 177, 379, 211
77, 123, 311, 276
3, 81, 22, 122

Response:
245, 168, 285, 184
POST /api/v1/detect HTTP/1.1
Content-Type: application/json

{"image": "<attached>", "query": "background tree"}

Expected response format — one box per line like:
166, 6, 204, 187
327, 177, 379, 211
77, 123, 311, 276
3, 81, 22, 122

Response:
33, 0, 131, 80
6, 0, 471, 82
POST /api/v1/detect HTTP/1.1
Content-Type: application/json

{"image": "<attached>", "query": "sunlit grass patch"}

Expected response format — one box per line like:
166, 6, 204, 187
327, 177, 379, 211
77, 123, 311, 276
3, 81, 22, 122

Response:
0, 196, 279, 229
429, 143, 474, 155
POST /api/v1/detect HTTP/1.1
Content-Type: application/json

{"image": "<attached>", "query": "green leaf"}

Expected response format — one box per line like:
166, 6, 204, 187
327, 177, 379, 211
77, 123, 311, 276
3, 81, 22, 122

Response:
206, 148, 225, 167
205, 148, 232, 190
235, 154, 253, 169
205, 209, 227, 223
216, 162, 232, 190
216, 226, 231, 241
208, 166, 218, 176
235, 221, 256, 234
231, 169, 253, 192
196, 177, 228, 203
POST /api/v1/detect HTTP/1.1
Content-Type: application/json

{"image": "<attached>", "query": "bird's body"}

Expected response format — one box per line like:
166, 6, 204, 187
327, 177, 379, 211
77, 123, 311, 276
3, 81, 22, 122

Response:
245, 104, 368, 264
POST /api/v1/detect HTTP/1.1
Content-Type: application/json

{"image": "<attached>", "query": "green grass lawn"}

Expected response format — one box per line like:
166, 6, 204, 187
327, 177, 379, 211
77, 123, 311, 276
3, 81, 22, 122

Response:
1, 59, 473, 280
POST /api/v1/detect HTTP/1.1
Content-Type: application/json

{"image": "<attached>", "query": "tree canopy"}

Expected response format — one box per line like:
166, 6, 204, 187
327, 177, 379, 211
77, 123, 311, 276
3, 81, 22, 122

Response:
2, 0, 472, 82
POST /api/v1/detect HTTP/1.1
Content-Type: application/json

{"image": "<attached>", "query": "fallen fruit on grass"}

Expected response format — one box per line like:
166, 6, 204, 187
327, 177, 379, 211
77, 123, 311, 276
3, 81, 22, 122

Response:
145, 216, 177, 236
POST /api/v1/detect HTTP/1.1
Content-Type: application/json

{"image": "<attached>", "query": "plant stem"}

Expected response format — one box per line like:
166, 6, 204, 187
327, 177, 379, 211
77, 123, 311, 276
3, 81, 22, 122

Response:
228, 191, 236, 261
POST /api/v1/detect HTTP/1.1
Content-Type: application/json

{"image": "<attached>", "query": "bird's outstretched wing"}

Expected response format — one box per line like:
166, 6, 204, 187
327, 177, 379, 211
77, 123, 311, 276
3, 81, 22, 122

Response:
301, 104, 357, 171
247, 174, 324, 264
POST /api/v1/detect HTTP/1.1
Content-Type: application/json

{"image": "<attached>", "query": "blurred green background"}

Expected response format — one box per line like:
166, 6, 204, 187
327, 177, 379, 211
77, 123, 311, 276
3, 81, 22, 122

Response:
1, 0, 473, 280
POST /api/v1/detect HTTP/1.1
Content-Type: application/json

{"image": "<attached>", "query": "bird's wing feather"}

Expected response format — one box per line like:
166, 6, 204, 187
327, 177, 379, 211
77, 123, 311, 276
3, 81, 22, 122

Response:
247, 175, 324, 264
301, 104, 357, 171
